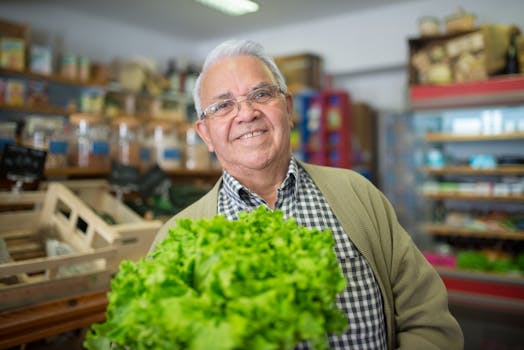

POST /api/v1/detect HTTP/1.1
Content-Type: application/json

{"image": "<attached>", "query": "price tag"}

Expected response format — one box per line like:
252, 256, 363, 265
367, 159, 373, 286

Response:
108, 161, 140, 191
0, 144, 47, 181
138, 165, 171, 198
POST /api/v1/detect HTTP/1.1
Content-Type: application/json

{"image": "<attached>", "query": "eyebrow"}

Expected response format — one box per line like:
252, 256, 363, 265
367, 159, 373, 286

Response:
213, 82, 274, 101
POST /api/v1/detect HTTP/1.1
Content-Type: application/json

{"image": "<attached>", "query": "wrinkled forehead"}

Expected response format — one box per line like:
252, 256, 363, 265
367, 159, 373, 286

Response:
201, 55, 276, 98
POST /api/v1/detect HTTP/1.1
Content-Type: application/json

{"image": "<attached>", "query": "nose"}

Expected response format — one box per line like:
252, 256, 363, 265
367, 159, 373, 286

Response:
234, 96, 256, 119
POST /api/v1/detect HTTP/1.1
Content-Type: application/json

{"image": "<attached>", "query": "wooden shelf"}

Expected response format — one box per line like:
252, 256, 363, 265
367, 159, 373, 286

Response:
422, 193, 524, 202
44, 166, 221, 182
425, 132, 524, 142
44, 167, 111, 178
106, 85, 193, 103
422, 165, 524, 176
0, 68, 105, 88
422, 223, 524, 241
0, 103, 72, 115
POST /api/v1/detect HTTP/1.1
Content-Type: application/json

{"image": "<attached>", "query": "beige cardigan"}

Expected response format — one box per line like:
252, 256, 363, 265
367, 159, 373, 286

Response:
151, 162, 464, 349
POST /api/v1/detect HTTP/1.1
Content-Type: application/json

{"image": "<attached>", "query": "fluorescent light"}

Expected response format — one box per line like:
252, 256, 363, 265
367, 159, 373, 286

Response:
196, 0, 259, 16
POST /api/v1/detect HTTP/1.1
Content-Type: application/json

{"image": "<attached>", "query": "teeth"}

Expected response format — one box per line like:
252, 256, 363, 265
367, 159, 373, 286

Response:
239, 130, 263, 140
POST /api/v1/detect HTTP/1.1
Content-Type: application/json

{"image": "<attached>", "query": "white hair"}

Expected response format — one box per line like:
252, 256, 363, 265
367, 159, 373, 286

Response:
193, 39, 288, 118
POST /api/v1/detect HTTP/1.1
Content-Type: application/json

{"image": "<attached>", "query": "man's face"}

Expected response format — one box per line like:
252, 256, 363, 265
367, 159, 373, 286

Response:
195, 55, 293, 174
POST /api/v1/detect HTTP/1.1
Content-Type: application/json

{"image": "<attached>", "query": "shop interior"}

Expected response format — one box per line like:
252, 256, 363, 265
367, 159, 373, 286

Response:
1, 0, 523, 349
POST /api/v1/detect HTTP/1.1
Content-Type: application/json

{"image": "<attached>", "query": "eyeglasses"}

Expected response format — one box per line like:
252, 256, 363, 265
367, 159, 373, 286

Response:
200, 85, 284, 120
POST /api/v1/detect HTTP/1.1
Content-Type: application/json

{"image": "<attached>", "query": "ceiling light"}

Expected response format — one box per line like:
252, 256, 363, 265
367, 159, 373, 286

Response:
196, 0, 259, 16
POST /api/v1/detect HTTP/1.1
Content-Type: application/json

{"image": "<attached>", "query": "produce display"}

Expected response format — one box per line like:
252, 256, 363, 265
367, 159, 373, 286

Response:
456, 250, 524, 274
85, 206, 348, 350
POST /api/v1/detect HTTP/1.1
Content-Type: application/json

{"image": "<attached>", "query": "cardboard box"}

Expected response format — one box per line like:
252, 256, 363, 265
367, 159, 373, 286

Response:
274, 53, 323, 93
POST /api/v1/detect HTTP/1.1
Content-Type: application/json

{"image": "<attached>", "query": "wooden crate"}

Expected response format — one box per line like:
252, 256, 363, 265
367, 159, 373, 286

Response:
56, 180, 163, 263
2, 180, 163, 264
0, 183, 116, 311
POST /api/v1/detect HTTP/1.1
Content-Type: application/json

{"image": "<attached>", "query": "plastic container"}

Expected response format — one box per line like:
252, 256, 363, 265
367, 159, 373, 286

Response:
111, 116, 142, 167
22, 117, 67, 169
68, 113, 110, 168
185, 126, 210, 170
0, 121, 17, 156
47, 130, 69, 169
144, 120, 182, 171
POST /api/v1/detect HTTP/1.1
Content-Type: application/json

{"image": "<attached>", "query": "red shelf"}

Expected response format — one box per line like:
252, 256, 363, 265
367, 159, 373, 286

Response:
437, 267, 524, 313
410, 75, 524, 110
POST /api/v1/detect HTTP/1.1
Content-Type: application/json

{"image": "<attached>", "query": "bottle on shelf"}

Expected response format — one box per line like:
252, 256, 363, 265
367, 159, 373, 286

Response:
184, 126, 209, 170
144, 119, 182, 171
505, 29, 520, 75
182, 64, 199, 96
68, 113, 110, 169
47, 128, 69, 169
110, 116, 142, 168
0, 121, 17, 162
165, 59, 181, 94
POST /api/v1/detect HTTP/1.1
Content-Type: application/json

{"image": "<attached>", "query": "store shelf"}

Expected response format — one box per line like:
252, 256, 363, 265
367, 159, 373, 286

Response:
423, 193, 524, 202
44, 166, 222, 183
422, 165, 524, 176
425, 131, 524, 142
106, 85, 193, 103
0, 68, 105, 88
0, 103, 72, 115
422, 223, 524, 241
44, 167, 111, 178
437, 267, 524, 313
409, 75, 524, 110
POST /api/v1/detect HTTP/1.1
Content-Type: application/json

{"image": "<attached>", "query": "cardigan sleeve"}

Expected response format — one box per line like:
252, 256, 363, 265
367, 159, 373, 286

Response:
377, 191, 464, 349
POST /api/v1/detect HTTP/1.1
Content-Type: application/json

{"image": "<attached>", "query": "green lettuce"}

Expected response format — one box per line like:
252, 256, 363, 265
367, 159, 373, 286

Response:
85, 206, 348, 350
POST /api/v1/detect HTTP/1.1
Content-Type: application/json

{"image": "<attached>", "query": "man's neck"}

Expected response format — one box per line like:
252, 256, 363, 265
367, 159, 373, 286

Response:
226, 159, 290, 209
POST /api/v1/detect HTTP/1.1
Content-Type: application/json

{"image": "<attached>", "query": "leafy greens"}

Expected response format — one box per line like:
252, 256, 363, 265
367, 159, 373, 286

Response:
85, 206, 348, 350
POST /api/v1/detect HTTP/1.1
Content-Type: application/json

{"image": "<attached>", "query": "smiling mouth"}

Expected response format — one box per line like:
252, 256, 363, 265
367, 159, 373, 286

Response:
237, 130, 265, 140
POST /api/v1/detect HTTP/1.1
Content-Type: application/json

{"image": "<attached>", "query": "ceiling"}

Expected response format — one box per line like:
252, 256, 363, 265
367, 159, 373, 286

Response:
44, 0, 416, 40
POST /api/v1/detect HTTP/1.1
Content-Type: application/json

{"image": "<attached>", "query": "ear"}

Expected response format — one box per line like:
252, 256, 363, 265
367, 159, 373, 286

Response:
285, 93, 294, 127
195, 119, 215, 152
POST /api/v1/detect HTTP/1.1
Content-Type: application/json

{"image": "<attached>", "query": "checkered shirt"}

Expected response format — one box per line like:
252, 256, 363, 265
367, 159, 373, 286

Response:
218, 157, 387, 350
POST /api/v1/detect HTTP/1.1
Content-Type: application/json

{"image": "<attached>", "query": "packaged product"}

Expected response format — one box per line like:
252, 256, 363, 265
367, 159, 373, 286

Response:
0, 37, 25, 71
5, 79, 25, 106
30, 45, 53, 75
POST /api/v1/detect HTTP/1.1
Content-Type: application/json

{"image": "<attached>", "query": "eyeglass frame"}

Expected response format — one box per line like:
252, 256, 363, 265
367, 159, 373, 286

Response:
199, 84, 285, 120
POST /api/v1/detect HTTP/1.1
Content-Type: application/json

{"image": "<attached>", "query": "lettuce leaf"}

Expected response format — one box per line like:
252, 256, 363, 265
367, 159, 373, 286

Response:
85, 206, 347, 350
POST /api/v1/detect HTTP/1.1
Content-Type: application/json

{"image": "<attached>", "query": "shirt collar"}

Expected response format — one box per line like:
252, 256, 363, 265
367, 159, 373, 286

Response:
221, 156, 300, 207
